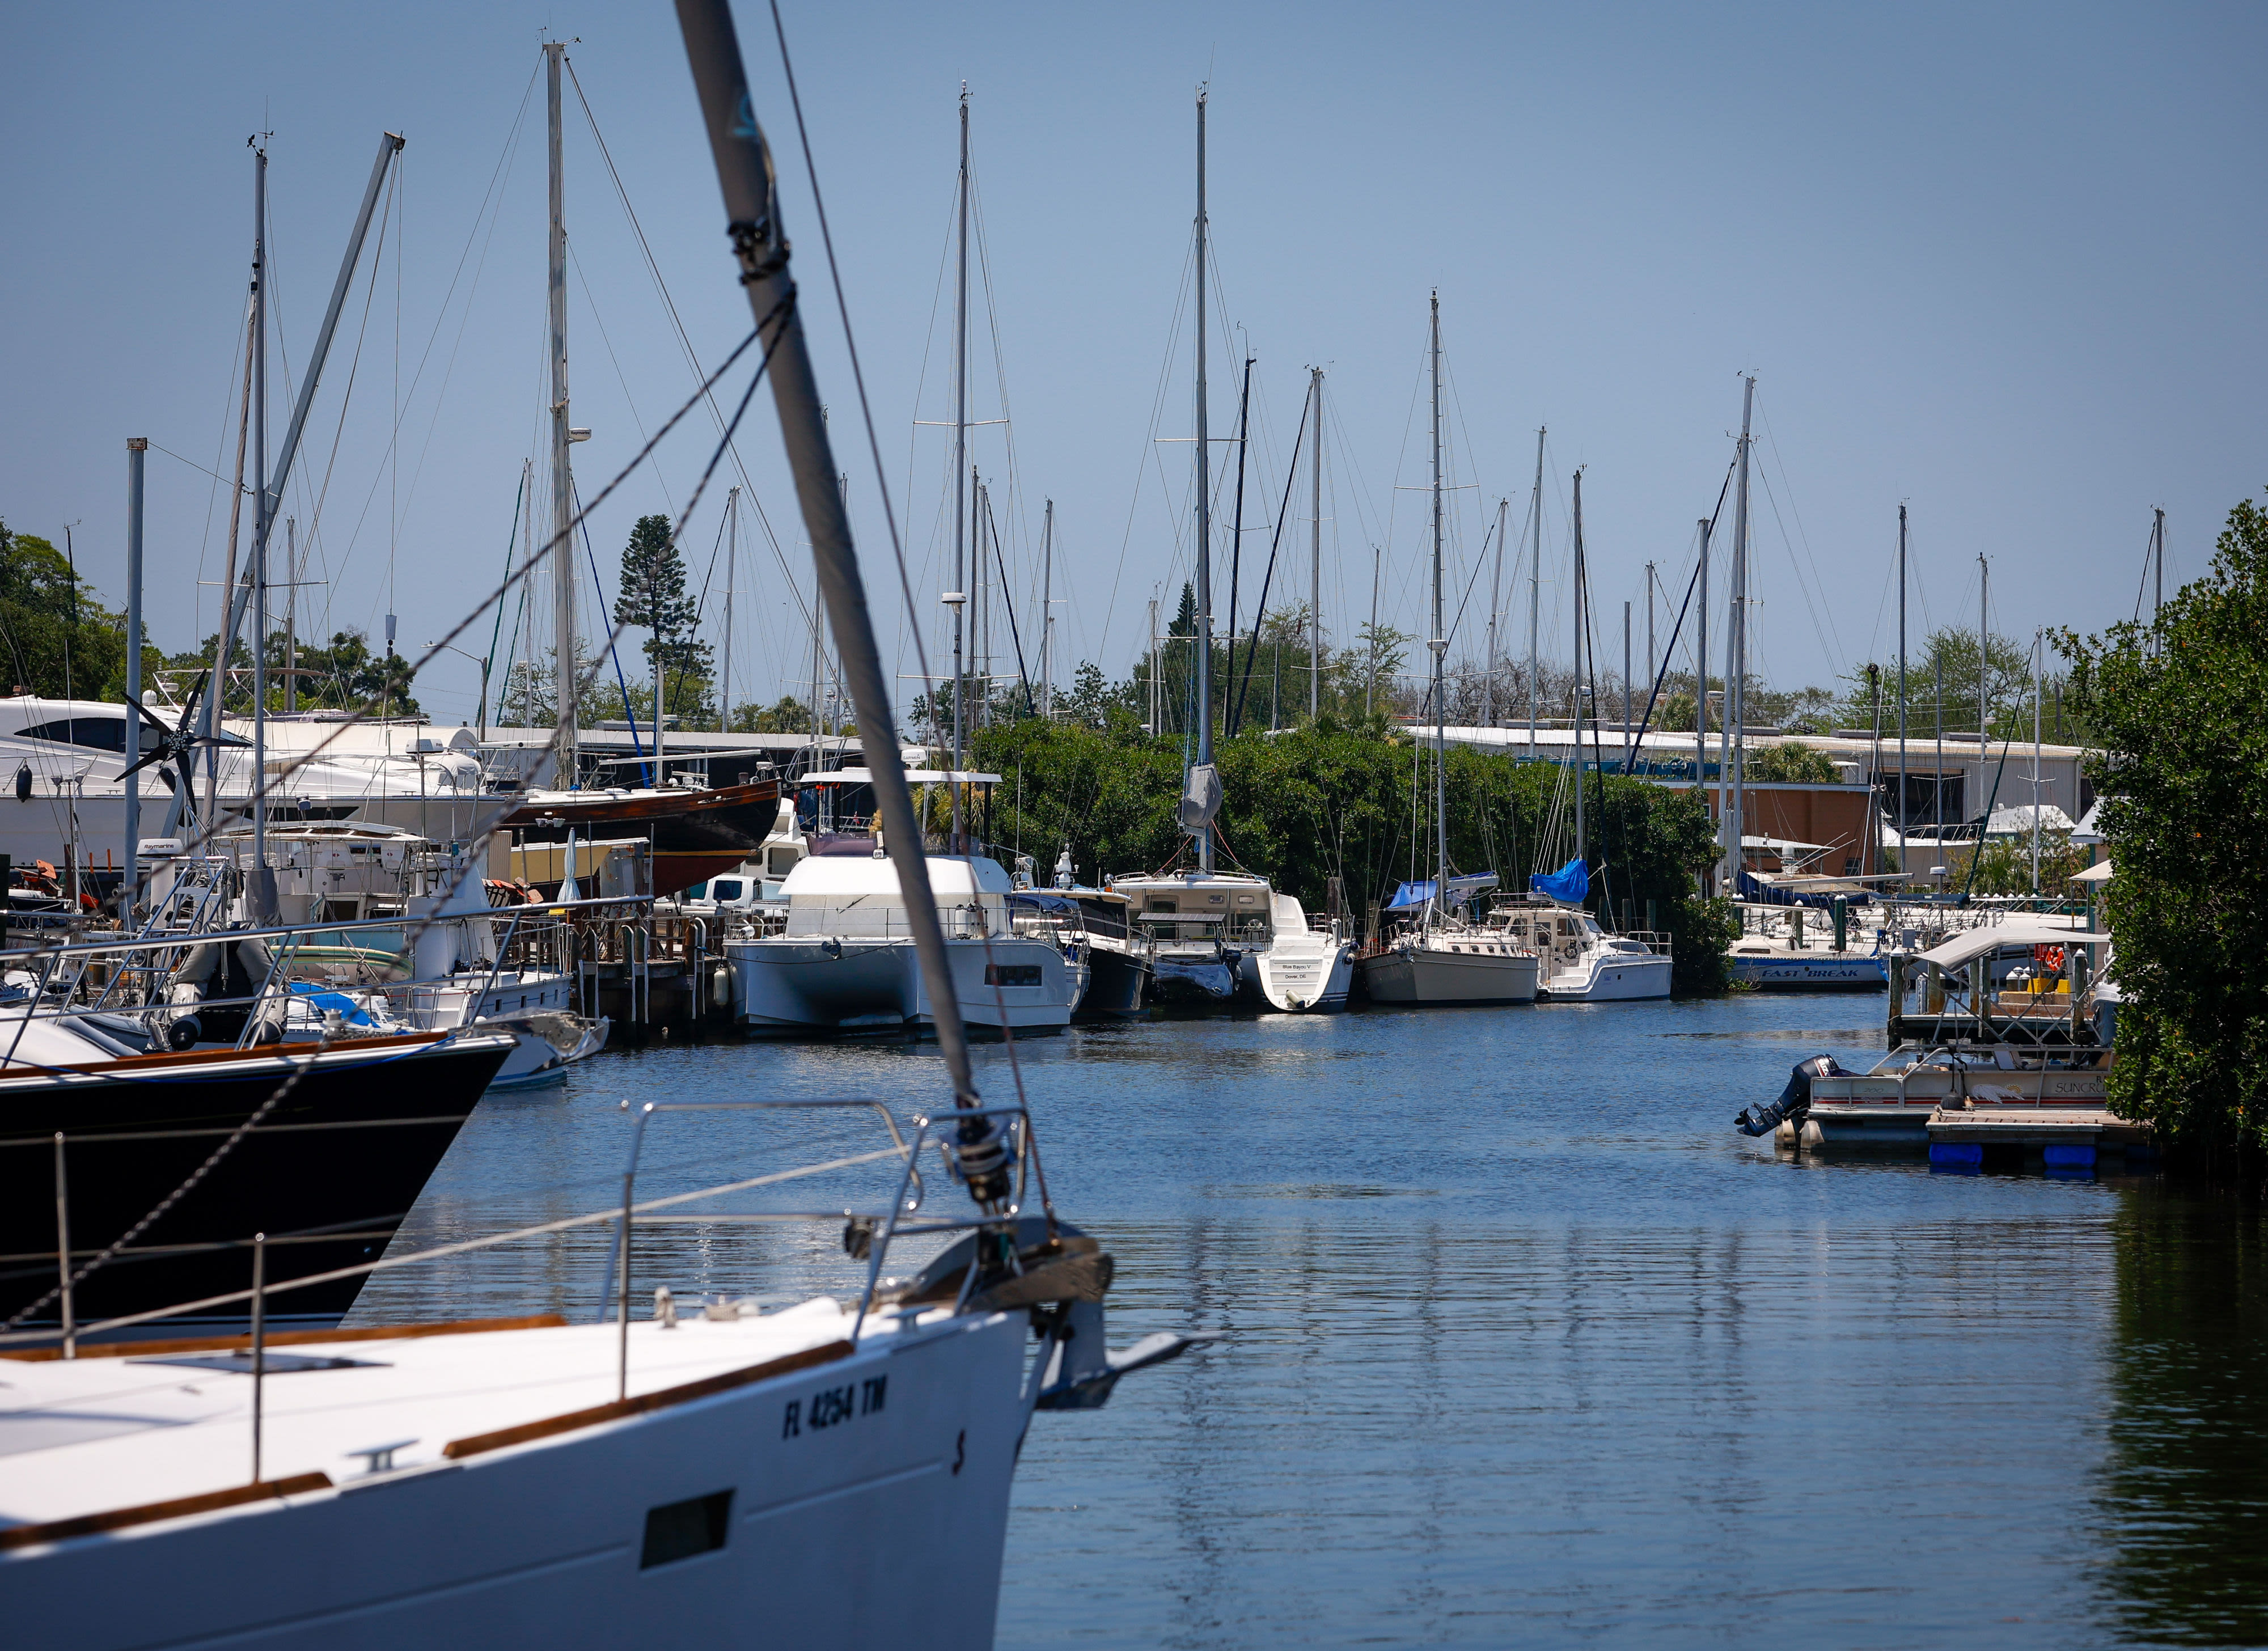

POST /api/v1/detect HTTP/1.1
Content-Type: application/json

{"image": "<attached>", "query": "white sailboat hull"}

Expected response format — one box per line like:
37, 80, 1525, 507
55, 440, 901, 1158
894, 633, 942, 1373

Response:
1359, 942, 1538, 1005
1240, 937, 1353, 1013
1, 1314, 1030, 1651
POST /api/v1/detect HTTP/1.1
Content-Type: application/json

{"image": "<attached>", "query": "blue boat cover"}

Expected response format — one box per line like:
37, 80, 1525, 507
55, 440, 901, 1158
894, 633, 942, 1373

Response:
1385, 872, 1501, 911
1529, 857, 1590, 904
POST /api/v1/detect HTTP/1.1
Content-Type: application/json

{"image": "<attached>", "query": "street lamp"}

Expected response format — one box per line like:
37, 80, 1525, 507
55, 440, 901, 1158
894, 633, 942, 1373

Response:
426, 641, 493, 744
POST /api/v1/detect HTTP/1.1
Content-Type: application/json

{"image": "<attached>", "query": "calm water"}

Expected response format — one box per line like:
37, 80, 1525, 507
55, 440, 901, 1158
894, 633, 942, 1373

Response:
352, 994, 2268, 1649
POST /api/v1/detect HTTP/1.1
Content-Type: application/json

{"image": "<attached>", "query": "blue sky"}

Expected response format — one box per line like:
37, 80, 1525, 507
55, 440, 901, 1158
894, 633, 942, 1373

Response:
3, 2, 2261, 727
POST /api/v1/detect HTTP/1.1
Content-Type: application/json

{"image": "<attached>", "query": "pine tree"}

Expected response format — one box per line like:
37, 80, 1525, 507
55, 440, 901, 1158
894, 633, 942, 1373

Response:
614, 515, 701, 668
613, 513, 711, 719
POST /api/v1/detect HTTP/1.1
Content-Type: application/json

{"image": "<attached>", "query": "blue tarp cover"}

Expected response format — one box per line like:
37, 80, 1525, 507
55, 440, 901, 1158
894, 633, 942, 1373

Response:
1385, 873, 1501, 911
1529, 858, 1591, 904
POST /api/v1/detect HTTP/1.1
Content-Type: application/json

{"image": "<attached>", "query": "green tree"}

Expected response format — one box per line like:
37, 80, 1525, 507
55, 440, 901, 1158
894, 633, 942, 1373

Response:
1846, 626, 2047, 740
0, 520, 149, 700
728, 695, 812, 734
1746, 741, 1840, 782
2062, 486, 2268, 1175
613, 513, 711, 718
974, 718, 1736, 994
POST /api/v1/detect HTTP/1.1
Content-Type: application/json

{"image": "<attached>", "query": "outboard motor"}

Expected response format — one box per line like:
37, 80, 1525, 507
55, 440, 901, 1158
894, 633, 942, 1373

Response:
1736, 1055, 1848, 1137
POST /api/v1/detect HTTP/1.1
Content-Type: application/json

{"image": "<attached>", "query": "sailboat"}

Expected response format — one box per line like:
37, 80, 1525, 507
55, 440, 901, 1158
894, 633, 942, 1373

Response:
1481, 469, 1670, 1001
1356, 294, 1538, 1009
1109, 90, 1352, 1015
0, 19, 1192, 1641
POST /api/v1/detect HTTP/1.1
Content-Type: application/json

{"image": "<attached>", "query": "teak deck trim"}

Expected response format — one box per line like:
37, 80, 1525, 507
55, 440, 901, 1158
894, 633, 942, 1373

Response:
0, 1314, 569, 1363
0, 1473, 334, 1552
441, 1339, 855, 1460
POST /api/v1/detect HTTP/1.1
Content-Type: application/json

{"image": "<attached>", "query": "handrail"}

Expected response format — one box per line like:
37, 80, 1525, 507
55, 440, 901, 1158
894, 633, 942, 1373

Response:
0, 1119, 926, 1351
602, 1096, 924, 1401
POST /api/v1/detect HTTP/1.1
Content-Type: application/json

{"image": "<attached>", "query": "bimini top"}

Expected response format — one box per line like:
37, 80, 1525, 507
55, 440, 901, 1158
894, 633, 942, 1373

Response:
779, 852, 1013, 902
1915, 919, 2111, 971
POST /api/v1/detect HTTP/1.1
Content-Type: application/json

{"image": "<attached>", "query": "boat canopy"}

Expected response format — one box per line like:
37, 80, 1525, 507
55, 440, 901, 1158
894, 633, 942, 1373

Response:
1529, 858, 1590, 904
1914, 920, 2111, 971
807, 768, 1002, 785
1385, 872, 1500, 911
1737, 870, 1872, 909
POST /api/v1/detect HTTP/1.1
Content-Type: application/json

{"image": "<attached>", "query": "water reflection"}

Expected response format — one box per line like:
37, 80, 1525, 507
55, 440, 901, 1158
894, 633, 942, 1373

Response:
335, 997, 2268, 1646
2098, 1186, 2268, 1644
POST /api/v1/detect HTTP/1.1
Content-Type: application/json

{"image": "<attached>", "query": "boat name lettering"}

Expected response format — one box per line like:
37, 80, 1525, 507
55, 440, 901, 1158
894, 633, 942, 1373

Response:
781, 1374, 886, 1438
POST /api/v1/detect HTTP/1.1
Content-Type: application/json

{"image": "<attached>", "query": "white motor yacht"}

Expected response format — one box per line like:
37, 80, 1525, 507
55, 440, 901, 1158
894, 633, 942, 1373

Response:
1486, 894, 1672, 1002
727, 852, 1076, 1036
0, 696, 504, 891
1725, 900, 1888, 992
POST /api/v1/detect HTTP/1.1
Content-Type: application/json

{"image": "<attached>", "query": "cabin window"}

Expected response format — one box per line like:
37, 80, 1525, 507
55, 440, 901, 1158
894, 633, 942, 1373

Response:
712, 879, 743, 902
640, 1489, 734, 1569
1235, 894, 1256, 906
20, 718, 129, 752
767, 849, 798, 877
1146, 899, 1177, 915
984, 964, 1042, 987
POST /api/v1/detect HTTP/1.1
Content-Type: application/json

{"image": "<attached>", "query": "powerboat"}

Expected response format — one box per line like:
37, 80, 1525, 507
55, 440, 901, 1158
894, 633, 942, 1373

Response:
1725, 901, 1888, 991
727, 853, 1077, 1036
1484, 894, 1672, 1002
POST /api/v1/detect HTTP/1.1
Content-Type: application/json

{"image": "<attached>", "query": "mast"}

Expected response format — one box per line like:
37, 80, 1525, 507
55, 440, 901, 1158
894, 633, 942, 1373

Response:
124, 438, 146, 879
1571, 469, 1586, 870
1897, 503, 1909, 882
1486, 497, 1507, 727
250, 141, 274, 921
720, 485, 736, 734
1146, 595, 1160, 735
949, 87, 968, 847
1695, 515, 1709, 870
1622, 600, 1632, 773
2041, 626, 2059, 898
518, 458, 535, 727
547, 43, 578, 789
1978, 552, 1990, 743
1309, 366, 1323, 722
283, 517, 297, 716
1427, 293, 1447, 928
1192, 86, 1213, 873
2152, 506, 2165, 655
1722, 375, 1754, 895
1526, 426, 1543, 753
1935, 655, 1944, 836
678, 0, 979, 1106
1039, 498, 1053, 719
1644, 561, 1657, 700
